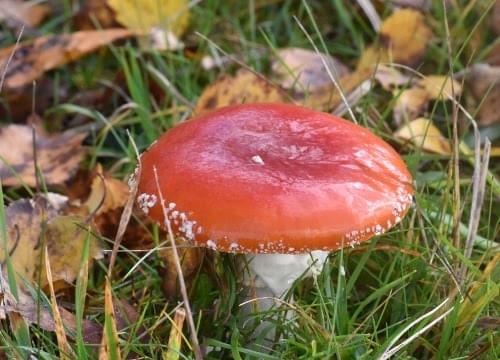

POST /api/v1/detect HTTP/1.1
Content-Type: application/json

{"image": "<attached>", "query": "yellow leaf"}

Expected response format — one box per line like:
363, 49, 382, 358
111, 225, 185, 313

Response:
393, 87, 429, 125
99, 278, 122, 360
164, 308, 186, 360
195, 69, 288, 115
379, 9, 433, 66
394, 117, 451, 155
107, 0, 189, 36
1, 196, 102, 288
356, 44, 390, 71
84, 164, 129, 215
417, 75, 462, 100
45, 248, 73, 360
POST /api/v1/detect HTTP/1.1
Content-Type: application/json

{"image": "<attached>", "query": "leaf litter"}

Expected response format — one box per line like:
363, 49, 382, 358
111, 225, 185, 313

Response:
0, 124, 87, 187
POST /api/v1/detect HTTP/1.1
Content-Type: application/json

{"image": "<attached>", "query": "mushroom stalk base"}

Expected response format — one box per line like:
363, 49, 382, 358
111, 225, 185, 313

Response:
240, 251, 329, 344
244, 251, 329, 298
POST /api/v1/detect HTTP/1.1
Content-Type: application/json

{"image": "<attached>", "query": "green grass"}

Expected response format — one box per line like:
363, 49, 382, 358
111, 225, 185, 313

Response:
0, 0, 499, 359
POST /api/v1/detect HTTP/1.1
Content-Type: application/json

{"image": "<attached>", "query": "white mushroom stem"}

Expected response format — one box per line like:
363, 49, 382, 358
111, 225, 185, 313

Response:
243, 251, 330, 298
239, 251, 329, 343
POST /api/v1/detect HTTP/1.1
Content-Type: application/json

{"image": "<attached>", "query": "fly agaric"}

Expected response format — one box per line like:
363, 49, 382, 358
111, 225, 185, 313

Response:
135, 103, 413, 297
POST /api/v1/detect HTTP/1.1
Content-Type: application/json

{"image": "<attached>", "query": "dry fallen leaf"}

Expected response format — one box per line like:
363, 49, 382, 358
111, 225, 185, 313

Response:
356, 44, 390, 71
159, 240, 204, 300
298, 67, 373, 112
0, 273, 102, 344
492, 0, 500, 35
272, 47, 349, 92
373, 64, 411, 90
379, 9, 433, 66
0, 29, 132, 90
417, 75, 462, 100
0, 125, 86, 187
392, 75, 461, 124
74, 0, 118, 30
464, 63, 500, 126
0, 0, 51, 27
195, 69, 288, 114
99, 278, 122, 360
1, 196, 102, 288
164, 308, 186, 360
395, 117, 451, 155
357, 7, 434, 72
84, 164, 129, 215
393, 87, 429, 124
73, 164, 155, 250
107, 0, 189, 45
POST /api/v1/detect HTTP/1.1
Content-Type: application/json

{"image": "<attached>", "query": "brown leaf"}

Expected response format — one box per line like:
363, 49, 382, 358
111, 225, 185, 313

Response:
0, 271, 102, 344
492, 0, 500, 35
465, 63, 500, 126
0, 29, 132, 90
486, 42, 500, 66
0, 0, 51, 27
195, 69, 288, 115
378, 8, 433, 66
1, 196, 102, 288
272, 47, 349, 92
73, 0, 118, 30
159, 240, 204, 300
394, 117, 451, 155
0, 125, 86, 187
84, 164, 129, 215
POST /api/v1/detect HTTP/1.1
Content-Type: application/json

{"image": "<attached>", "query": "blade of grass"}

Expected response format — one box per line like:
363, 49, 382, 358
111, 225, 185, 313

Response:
75, 230, 91, 359
99, 277, 121, 360
44, 246, 73, 359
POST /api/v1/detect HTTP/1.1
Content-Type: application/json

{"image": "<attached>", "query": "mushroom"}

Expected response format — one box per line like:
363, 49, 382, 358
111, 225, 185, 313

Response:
136, 103, 413, 302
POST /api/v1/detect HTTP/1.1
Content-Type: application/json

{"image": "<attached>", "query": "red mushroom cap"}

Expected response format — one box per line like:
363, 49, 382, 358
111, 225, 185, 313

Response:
136, 103, 413, 254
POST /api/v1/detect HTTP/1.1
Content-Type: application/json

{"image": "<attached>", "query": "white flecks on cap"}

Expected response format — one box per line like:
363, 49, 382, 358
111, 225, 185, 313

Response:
206, 239, 217, 250
251, 155, 265, 165
137, 193, 157, 214
229, 243, 239, 252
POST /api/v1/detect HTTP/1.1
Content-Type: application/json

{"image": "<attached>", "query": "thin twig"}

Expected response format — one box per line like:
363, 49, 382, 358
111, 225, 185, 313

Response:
459, 139, 491, 283
152, 167, 203, 360
0, 26, 24, 92
442, 0, 462, 250
107, 132, 140, 278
